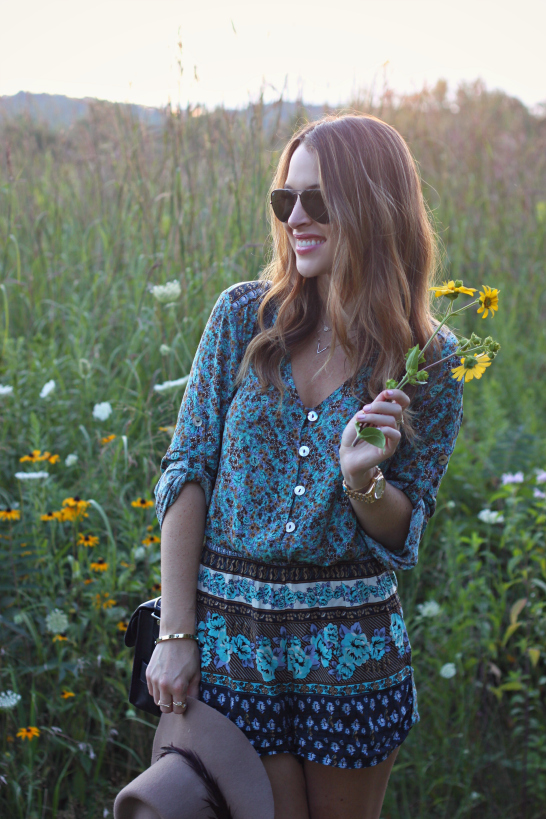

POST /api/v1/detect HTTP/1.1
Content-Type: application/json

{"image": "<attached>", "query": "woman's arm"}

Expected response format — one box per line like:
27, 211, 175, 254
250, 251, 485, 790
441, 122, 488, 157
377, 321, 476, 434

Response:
146, 482, 206, 715
347, 475, 413, 553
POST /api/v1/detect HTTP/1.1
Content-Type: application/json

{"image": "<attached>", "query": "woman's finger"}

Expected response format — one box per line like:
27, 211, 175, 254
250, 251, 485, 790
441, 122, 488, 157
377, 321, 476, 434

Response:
356, 412, 398, 429
359, 401, 403, 420
171, 679, 188, 715
378, 388, 410, 408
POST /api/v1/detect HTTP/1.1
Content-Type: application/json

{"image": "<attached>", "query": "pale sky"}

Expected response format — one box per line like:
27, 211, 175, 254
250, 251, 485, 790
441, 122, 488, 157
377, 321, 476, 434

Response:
1, 0, 545, 111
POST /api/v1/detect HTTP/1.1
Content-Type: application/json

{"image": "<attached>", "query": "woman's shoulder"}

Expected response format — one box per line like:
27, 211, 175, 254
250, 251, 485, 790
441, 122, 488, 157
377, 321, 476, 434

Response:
222, 279, 271, 313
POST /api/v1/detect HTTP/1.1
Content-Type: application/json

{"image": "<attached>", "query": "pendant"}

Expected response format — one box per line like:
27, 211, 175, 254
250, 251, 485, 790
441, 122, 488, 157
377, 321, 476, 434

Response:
316, 340, 330, 355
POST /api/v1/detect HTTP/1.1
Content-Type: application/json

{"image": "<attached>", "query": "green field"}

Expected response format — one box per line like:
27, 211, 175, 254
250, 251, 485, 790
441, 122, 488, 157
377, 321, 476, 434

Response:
1, 82, 545, 818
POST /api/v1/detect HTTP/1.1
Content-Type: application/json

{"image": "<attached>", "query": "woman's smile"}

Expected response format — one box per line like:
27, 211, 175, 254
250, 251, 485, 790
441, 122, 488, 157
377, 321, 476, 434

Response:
293, 233, 327, 254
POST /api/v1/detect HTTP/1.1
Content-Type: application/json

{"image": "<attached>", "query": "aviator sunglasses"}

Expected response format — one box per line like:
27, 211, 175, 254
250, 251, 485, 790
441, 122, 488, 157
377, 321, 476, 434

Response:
270, 188, 330, 224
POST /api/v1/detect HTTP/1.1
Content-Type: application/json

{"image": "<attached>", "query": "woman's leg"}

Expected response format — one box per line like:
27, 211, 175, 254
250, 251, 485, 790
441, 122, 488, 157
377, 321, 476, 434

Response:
303, 747, 399, 819
262, 753, 310, 819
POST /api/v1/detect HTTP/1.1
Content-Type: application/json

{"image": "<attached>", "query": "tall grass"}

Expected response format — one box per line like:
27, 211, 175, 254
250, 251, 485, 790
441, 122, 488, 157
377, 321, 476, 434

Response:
0, 82, 545, 818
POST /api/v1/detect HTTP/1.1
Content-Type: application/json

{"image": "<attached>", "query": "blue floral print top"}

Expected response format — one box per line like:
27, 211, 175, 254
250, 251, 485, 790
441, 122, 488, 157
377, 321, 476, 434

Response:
155, 280, 463, 570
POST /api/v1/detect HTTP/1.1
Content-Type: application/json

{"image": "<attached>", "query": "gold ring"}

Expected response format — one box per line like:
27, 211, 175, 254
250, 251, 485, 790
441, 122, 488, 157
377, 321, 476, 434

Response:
157, 700, 172, 707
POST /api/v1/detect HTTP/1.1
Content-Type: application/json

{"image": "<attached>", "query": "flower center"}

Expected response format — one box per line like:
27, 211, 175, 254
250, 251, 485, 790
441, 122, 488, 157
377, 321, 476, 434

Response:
483, 297, 492, 307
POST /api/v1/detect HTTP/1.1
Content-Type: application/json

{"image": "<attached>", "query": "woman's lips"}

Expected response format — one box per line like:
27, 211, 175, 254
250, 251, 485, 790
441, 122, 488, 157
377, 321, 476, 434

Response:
294, 235, 326, 255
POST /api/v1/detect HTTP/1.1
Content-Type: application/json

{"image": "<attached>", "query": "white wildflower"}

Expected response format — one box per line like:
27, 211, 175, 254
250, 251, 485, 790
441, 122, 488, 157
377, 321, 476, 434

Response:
153, 375, 190, 394
78, 742, 96, 760
65, 453, 78, 467
440, 662, 457, 679
0, 690, 21, 710
39, 379, 56, 399
45, 609, 69, 634
417, 600, 442, 618
501, 472, 524, 485
92, 402, 112, 421
159, 344, 171, 356
50, 726, 63, 734
477, 509, 504, 524
533, 488, 546, 500
13, 613, 25, 624
0, 385, 14, 396
535, 469, 546, 484
15, 471, 49, 480
103, 810, 110, 818
133, 546, 146, 561
150, 280, 182, 304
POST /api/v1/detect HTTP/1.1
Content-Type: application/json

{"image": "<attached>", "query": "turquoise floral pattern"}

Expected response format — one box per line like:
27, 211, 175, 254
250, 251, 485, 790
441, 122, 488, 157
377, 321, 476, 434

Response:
197, 614, 409, 685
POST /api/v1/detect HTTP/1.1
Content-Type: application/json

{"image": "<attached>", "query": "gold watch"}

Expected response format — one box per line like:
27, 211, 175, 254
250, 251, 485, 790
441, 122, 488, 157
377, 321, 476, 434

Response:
342, 467, 385, 504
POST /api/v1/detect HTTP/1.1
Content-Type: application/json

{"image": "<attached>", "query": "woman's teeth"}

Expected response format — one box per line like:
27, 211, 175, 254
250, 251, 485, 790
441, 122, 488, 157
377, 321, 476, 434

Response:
296, 239, 325, 247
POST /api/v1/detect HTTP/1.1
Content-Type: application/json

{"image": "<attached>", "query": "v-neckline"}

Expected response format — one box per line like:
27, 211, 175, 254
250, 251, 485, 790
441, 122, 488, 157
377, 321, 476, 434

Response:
285, 357, 353, 411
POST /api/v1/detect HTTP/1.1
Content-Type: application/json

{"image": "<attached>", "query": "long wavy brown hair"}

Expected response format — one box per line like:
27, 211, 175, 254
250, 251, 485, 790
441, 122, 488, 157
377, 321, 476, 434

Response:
238, 114, 440, 425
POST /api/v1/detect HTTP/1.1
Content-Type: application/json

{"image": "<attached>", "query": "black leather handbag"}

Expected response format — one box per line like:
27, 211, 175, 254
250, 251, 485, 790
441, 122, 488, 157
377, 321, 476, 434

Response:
124, 596, 162, 716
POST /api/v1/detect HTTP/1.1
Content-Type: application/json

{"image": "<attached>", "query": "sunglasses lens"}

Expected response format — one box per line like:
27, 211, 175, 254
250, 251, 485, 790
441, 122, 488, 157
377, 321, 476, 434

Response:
270, 189, 330, 224
300, 190, 329, 224
270, 189, 297, 222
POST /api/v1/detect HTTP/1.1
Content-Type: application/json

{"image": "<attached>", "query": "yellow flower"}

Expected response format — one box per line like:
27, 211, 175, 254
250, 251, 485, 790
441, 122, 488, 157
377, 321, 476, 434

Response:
19, 450, 42, 463
0, 508, 21, 522
142, 535, 161, 546
48, 454, 60, 464
52, 634, 68, 642
151, 583, 161, 593
451, 353, 492, 382
429, 280, 476, 299
158, 425, 175, 435
131, 498, 154, 509
16, 726, 40, 741
117, 620, 129, 632
477, 286, 500, 319
41, 511, 57, 522
93, 592, 116, 609
119, 560, 131, 568
83, 578, 94, 585
100, 434, 116, 445
61, 689, 75, 699
90, 558, 108, 572
62, 496, 90, 514
78, 533, 99, 547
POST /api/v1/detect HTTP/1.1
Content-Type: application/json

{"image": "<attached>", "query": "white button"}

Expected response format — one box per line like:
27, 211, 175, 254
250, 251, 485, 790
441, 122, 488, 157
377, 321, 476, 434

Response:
285, 521, 296, 533
307, 411, 318, 422
193, 416, 202, 427
299, 446, 310, 457
294, 485, 305, 496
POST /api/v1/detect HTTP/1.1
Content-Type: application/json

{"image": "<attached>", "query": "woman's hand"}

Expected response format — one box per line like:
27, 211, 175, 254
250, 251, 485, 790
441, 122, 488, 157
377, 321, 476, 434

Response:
339, 389, 410, 490
146, 638, 201, 716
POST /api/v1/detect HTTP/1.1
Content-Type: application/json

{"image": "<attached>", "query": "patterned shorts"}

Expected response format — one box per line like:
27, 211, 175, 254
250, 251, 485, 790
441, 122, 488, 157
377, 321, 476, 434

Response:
196, 545, 419, 769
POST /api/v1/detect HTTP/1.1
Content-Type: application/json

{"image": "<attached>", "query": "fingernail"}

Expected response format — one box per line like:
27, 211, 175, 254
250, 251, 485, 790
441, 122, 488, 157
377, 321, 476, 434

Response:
363, 404, 372, 411
386, 390, 393, 397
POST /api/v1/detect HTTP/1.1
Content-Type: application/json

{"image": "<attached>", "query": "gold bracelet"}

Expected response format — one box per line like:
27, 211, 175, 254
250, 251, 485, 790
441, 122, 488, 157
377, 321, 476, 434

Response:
155, 633, 198, 645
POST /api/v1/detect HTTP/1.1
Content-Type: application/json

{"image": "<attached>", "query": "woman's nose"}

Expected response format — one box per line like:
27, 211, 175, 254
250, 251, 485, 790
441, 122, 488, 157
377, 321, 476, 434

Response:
287, 195, 312, 229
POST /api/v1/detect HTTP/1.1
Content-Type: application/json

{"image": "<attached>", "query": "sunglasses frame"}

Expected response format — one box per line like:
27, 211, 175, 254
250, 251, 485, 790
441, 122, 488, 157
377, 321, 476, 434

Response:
269, 188, 330, 224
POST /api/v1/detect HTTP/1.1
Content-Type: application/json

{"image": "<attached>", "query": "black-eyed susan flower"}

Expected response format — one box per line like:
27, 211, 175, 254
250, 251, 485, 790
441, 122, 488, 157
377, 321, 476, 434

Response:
451, 353, 492, 382
83, 578, 94, 585
429, 280, 476, 300
131, 498, 154, 509
47, 454, 60, 464
90, 558, 108, 572
62, 497, 90, 515
41, 511, 57, 522
142, 535, 161, 546
477, 286, 500, 319
78, 533, 99, 548
52, 634, 68, 642
93, 592, 116, 610
100, 434, 116, 445
151, 583, 161, 592
61, 689, 75, 699
16, 726, 40, 741
117, 620, 129, 632
0, 508, 21, 522
20, 450, 42, 463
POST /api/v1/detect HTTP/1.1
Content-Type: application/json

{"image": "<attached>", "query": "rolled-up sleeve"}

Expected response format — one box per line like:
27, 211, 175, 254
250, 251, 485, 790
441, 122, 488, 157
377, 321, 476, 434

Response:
154, 290, 245, 528
360, 331, 464, 571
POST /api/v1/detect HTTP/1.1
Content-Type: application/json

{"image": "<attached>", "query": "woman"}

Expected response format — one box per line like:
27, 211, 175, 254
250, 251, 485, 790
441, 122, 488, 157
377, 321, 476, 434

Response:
148, 114, 463, 819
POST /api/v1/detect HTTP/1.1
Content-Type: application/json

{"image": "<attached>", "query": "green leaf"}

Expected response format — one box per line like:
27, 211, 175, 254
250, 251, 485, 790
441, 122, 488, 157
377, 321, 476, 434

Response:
405, 344, 421, 374
355, 426, 386, 449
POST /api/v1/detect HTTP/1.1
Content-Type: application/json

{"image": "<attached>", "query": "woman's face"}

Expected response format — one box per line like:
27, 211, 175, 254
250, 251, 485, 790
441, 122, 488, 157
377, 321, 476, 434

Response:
283, 144, 335, 285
